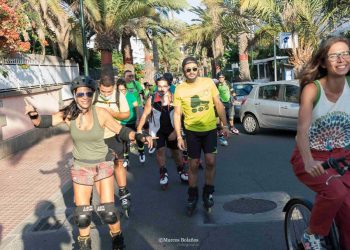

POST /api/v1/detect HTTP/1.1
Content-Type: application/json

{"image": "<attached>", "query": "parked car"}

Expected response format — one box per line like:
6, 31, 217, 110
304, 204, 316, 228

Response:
239, 80, 300, 134
231, 82, 256, 118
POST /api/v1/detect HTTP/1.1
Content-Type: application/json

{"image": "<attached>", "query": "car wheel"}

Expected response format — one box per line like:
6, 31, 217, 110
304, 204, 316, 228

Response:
243, 114, 260, 134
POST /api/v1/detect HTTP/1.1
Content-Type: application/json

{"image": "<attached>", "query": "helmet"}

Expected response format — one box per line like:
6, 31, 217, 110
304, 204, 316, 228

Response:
153, 72, 163, 83
217, 72, 225, 78
70, 76, 97, 93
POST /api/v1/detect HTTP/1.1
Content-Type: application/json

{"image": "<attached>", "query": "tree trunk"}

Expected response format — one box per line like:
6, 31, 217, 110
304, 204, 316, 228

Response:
210, 6, 224, 78
100, 50, 114, 82
202, 57, 209, 77
122, 33, 134, 72
238, 32, 251, 81
152, 39, 160, 72
144, 47, 154, 84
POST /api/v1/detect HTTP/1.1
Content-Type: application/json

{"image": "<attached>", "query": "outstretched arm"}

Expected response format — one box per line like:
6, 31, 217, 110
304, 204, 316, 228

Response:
137, 97, 152, 133
25, 101, 65, 127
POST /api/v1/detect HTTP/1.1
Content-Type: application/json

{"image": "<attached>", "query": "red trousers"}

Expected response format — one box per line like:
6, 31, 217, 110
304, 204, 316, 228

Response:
291, 147, 350, 250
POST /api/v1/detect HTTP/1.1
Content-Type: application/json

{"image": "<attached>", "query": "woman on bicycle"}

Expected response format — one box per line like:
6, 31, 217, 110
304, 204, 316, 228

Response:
25, 76, 153, 250
291, 36, 350, 250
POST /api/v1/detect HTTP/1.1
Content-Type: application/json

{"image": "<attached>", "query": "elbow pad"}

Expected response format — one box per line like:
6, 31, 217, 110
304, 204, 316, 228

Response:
119, 126, 133, 141
35, 115, 52, 128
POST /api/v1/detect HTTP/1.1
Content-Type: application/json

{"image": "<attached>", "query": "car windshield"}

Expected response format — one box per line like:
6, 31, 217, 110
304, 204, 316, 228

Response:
233, 84, 254, 96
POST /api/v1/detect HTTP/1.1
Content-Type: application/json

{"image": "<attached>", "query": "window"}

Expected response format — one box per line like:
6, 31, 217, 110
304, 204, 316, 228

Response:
284, 85, 299, 103
258, 85, 280, 100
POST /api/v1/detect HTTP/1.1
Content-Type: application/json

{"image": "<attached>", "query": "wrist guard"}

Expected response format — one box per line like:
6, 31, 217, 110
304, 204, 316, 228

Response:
28, 111, 39, 120
135, 133, 145, 143
119, 126, 133, 141
35, 115, 52, 128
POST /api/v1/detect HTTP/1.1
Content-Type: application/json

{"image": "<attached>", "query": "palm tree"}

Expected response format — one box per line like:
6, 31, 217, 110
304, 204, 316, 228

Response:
180, 1, 225, 77
120, 2, 187, 74
83, 0, 186, 80
239, 0, 349, 77
24, 0, 76, 59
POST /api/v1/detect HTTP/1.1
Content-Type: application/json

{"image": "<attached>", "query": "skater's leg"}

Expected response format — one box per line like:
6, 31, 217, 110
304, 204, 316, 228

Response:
114, 160, 126, 186
97, 176, 121, 233
97, 176, 125, 249
156, 147, 168, 187
204, 153, 216, 185
73, 183, 93, 237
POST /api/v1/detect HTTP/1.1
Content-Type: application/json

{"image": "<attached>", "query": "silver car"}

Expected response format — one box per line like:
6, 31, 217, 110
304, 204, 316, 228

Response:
239, 80, 300, 134
232, 82, 256, 118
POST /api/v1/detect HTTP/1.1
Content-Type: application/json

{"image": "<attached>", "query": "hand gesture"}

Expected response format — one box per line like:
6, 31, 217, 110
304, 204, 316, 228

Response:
305, 159, 325, 177
177, 137, 186, 151
222, 126, 231, 139
24, 98, 37, 115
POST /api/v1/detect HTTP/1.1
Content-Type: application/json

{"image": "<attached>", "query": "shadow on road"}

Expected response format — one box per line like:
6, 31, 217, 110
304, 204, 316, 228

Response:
21, 200, 70, 250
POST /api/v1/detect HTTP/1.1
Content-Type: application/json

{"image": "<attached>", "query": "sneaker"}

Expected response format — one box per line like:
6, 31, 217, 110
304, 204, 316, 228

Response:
230, 127, 239, 135
139, 152, 146, 163
148, 147, 156, 154
177, 165, 189, 182
301, 231, 322, 250
218, 136, 228, 146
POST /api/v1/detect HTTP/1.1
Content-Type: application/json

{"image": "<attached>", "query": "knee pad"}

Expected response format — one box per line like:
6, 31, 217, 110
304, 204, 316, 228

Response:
74, 205, 93, 228
96, 202, 119, 224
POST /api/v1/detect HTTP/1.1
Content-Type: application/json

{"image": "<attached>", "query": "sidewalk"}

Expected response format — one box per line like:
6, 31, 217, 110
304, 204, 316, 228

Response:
0, 133, 73, 247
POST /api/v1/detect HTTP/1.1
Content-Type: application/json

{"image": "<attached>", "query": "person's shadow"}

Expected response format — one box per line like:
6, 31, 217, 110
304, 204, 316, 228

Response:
22, 200, 71, 250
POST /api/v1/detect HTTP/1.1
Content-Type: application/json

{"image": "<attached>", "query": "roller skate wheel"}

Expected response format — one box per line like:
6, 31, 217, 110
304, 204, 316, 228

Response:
161, 183, 168, 190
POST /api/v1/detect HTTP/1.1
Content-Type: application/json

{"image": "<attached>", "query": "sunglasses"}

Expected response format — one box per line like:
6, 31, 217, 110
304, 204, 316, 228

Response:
328, 50, 350, 62
185, 67, 198, 73
76, 91, 94, 98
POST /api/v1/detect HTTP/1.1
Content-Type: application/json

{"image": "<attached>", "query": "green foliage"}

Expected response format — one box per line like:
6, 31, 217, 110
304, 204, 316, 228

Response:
156, 34, 182, 72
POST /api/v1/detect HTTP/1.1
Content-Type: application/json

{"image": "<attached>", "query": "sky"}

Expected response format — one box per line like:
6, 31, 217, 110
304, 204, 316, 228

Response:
174, 0, 203, 24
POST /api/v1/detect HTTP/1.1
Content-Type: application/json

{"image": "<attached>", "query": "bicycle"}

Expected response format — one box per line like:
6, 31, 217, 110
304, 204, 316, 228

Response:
283, 157, 350, 250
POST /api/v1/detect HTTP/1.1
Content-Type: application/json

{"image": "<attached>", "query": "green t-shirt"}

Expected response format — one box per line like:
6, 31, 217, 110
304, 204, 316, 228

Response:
217, 82, 231, 103
126, 80, 143, 106
121, 92, 137, 125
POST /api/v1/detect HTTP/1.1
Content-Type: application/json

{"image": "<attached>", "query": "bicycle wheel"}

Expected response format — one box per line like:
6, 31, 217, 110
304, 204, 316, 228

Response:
284, 198, 313, 250
324, 222, 340, 250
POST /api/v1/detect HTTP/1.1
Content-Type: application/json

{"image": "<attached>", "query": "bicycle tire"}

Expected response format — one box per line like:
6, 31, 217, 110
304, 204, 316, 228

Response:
325, 221, 340, 250
284, 198, 313, 250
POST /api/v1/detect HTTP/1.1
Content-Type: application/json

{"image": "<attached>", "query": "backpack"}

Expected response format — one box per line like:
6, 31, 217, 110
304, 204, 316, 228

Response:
93, 88, 120, 109
127, 80, 139, 93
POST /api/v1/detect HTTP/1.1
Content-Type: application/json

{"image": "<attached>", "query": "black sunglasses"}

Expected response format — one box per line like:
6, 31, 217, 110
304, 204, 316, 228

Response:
76, 91, 94, 98
185, 67, 198, 73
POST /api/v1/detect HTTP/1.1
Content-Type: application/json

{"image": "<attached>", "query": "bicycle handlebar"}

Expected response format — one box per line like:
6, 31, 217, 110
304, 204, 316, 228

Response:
321, 157, 350, 176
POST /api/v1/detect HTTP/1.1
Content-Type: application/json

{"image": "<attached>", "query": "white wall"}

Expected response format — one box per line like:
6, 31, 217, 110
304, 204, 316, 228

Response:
0, 54, 79, 91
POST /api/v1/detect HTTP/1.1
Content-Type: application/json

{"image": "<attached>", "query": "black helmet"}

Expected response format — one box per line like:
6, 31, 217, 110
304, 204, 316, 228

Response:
70, 76, 97, 93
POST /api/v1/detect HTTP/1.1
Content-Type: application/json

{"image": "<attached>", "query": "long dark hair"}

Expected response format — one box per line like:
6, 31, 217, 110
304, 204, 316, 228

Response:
59, 87, 94, 121
299, 36, 350, 95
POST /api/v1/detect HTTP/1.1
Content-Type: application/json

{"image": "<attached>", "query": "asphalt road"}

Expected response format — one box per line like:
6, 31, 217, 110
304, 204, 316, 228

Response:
2, 124, 315, 250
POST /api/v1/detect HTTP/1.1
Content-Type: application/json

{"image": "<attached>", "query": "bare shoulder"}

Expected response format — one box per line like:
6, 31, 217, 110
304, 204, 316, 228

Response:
95, 106, 109, 117
300, 82, 318, 105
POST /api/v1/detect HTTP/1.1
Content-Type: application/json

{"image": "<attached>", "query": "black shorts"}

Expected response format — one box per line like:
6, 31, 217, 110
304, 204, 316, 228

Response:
156, 129, 178, 150
185, 129, 217, 159
104, 136, 124, 160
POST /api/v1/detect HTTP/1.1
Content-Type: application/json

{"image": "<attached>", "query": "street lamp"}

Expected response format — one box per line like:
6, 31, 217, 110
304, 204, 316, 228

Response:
79, 0, 89, 77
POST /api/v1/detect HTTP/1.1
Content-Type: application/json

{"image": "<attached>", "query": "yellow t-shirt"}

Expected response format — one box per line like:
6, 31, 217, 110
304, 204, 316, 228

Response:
95, 89, 129, 138
174, 77, 219, 132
